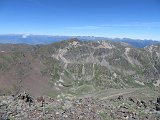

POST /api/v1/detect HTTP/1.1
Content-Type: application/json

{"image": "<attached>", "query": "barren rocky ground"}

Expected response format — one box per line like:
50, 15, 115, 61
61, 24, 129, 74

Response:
0, 90, 160, 120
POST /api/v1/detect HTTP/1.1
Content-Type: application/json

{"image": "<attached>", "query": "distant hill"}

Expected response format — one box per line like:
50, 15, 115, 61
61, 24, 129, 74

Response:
110, 38, 160, 48
0, 34, 160, 48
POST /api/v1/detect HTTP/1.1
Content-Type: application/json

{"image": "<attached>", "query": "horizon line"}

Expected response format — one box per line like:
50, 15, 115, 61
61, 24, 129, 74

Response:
0, 33, 159, 41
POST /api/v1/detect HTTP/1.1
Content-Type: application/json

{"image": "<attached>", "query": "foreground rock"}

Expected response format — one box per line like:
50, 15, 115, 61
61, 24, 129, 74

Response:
156, 97, 160, 111
0, 93, 160, 120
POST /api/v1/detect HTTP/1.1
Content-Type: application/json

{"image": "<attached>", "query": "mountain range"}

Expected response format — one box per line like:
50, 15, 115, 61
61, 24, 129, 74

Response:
0, 38, 160, 97
0, 34, 160, 48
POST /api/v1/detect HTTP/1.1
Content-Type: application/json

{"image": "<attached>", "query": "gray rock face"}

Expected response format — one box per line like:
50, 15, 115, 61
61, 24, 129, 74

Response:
156, 97, 160, 111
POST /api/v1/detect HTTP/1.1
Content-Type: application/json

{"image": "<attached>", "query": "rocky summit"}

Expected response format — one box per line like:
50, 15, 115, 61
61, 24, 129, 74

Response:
0, 92, 160, 120
0, 39, 160, 119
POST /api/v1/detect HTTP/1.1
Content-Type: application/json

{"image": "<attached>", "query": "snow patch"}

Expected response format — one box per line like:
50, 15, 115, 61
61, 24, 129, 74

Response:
135, 80, 145, 85
59, 76, 64, 83
59, 83, 63, 87
154, 79, 160, 87
113, 73, 117, 78
82, 64, 85, 75
114, 58, 120, 61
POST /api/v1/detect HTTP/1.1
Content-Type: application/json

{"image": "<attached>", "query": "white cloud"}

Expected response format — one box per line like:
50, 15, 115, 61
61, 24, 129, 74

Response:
22, 33, 31, 38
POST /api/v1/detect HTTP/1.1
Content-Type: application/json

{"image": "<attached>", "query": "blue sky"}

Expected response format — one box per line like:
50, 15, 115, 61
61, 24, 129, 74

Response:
0, 0, 160, 40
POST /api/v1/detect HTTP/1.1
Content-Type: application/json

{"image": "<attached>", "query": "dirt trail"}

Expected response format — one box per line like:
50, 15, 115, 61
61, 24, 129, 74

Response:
100, 88, 142, 100
124, 47, 134, 65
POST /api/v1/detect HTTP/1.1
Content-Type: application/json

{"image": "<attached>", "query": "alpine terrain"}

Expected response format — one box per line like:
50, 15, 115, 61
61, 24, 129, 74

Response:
0, 39, 160, 120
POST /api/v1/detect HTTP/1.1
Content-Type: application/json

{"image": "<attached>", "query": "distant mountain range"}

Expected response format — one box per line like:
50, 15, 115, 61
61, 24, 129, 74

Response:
0, 34, 160, 48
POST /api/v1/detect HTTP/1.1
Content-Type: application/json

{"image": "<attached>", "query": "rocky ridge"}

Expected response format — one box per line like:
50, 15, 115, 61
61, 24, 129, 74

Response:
0, 92, 160, 120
